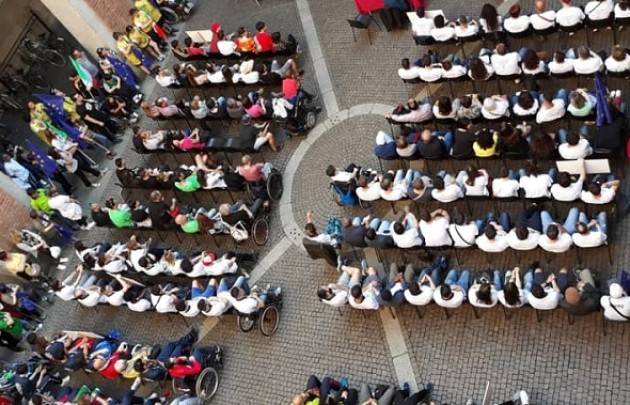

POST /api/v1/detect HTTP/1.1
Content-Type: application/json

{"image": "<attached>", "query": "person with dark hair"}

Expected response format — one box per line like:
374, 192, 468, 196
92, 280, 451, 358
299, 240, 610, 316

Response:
498, 267, 532, 308
456, 166, 489, 196
536, 89, 568, 124
479, 3, 502, 34
455, 15, 480, 38
374, 130, 398, 159
419, 208, 452, 247
556, 0, 585, 30
392, 209, 424, 248
430, 15, 456, 42
431, 170, 464, 203
615, 0, 630, 25
527, 270, 562, 310
455, 95, 482, 120
388, 98, 433, 124
380, 263, 407, 307
432, 95, 460, 119
418, 54, 444, 82
340, 216, 368, 248
475, 212, 510, 252
507, 206, 542, 250
539, 207, 578, 252
326, 164, 358, 184
492, 167, 520, 198
491, 43, 522, 78
254, 21, 273, 52
558, 129, 593, 159
512, 90, 540, 117
382, 169, 417, 201
395, 136, 418, 159
572, 211, 608, 247
433, 269, 470, 308
519, 163, 555, 198
364, 218, 396, 249
398, 58, 420, 80
504, 3, 531, 33
448, 211, 480, 248
355, 173, 382, 203
469, 271, 502, 308
585, 0, 614, 26
581, 175, 620, 204
451, 118, 476, 159
548, 50, 574, 75
441, 57, 468, 79
520, 48, 547, 76
468, 55, 494, 81
340, 261, 382, 310
551, 164, 585, 202
410, 8, 435, 42
404, 257, 447, 307
473, 128, 499, 157
407, 173, 433, 203
499, 122, 530, 158
605, 45, 630, 72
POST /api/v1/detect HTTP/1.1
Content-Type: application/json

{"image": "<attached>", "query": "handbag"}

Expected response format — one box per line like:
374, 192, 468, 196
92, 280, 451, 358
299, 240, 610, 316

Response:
228, 222, 249, 242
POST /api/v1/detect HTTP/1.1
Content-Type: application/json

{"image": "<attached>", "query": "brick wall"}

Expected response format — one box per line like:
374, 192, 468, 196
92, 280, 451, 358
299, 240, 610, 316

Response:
84, 0, 131, 33
0, 188, 31, 252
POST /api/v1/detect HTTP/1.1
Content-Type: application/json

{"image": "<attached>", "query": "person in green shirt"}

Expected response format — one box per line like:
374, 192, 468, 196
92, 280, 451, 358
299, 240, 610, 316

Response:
175, 213, 200, 233
28, 188, 53, 215
107, 205, 135, 228
175, 172, 201, 192
0, 310, 23, 340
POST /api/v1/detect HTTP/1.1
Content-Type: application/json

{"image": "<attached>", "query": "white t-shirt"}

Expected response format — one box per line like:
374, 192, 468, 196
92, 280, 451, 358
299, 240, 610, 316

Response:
468, 284, 498, 307
600, 295, 630, 321
322, 289, 348, 307
154, 295, 177, 313
519, 174, 552, 198
475, 233, 509, 252
460, 173, 489, 196
420, 217, 452, 247
572, 228, 607, 247
217, 40, 237, 56
404, 285, 434, 306
232, 296, 259, 314
449, 223, 478, 247
492, 178, 520, 198
106, 290, 126, 306
411, 17, 435, 36
585, 0, 613, 20
556, 6, 585, 26
538, 233, 573, 252
551, 179, 583, 201
574, 54, 603, 74
581, 187, 615, 204
521, 60, 546, 76
536, 99, 566, 123
531, 10, 557, 30
56, 285, 76, 301
433, 288, 465, 308
442, 64, 468, 78
180, 301, 200, 317
481, 98, 509, 119
507, 229, 540, 250
480, 16, 503, 32
78, 290, 101, 307
331, 170, 356, 183
392, 228, 423, 248
605, 54, 630, 72
455, 24, 478, 38
527, 288, 561, 310
431, 184, 464, 203
48, 196, 82, 221
204, 296, 231, 316
348, 290, 380, 310
398, 67, 420, 80
127, 299, 152, 312
156, 74, 176, 87
430, 26, 455, 42
418, 66, 443, 82
513, 97, 539, 116
614, 3, 630, 18
503, 15, 530, 33
498, 289, 527, 308
356, 182, 382, 201
491, 52, 521, 76
559, 138, 593, 159
549, 59, 574, 75
307, 234, 336, 246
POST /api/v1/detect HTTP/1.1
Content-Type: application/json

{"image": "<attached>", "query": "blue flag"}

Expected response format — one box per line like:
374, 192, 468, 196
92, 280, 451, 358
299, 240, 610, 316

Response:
595, 72, 613, 127
108, 55, 138, 88
25, 139, 58, 177
34, 93, 85, 147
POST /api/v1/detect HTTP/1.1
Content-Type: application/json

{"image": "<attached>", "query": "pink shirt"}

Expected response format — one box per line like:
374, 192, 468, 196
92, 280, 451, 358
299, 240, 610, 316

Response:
179, 137, 204, 151
238, 164, 264, 182
245, 104, 265, 118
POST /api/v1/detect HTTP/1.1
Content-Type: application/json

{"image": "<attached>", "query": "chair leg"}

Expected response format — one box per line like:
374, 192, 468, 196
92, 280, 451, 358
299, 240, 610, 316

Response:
415, 306, 424, 319
388, 306, 396, 319
471, 306, 480, 319
567, 312, 574, 326
502, 305, 512, 321
602, 313, 607, 336
442, 307, 451, 319
351, 27, 357, 42
337, 307, 343, 316
535, 309, 542, 323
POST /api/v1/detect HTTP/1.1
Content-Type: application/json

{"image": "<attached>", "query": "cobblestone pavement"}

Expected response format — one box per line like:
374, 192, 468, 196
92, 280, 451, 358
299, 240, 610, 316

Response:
36, 0, 630, 403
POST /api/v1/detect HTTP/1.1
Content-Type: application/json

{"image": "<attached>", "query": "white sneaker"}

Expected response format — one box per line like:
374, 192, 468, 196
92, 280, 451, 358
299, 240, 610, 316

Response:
91, 183, 101, 188
56, 264, 66, 271
519, 390, 529, 405
85, 221, 96, 230
59, 257, 69, 263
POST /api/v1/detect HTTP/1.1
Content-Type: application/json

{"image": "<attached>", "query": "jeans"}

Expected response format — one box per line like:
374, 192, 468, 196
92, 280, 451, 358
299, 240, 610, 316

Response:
376, 130, 394, 145
191, 283, 216, 299
436, 170, 455, 185
523, 271, 534, 292
517, 209, 543, 233
377, 220, 392, 235
444, 269, 471, 295
482, 212, 511, 232
579, 211, 608, 234
156, 330, 197, 364
538, 88, 568, 105
541, 208, 579, 234
306, 375, 339, 403
433, 130, 454, 152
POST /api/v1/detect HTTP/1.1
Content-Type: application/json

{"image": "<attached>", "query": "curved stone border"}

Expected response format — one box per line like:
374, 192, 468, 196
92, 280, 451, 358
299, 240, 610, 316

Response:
279, 103, 395, 249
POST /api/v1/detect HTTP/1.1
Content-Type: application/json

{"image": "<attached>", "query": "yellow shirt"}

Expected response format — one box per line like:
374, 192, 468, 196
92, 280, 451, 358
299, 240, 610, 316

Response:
121, 346, 151, 379
135, 0, 162, 22
473, 133, 499, 157
133, 10, 154, 33
0, 253, 26, 275
63, 97, 81, 122
128, 28, 150, 48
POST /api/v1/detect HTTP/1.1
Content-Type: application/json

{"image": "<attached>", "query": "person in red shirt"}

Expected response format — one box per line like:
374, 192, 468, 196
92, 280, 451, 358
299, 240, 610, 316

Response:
166, 354, 202, 379
254, 21, 274, 53
183, 37, 206, 57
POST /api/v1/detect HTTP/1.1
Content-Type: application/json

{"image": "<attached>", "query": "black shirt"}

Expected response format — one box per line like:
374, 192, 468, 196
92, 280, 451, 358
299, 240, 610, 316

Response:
76, 101, 108, 123
91, 210, 111, 227
147, 201, 172, 228
417, 138, 446, 159
559, 284, 602, 316
594, 113, 627, 150
451, 129, 476, 157
223, 210, 250, 226
343, 226, 367, 247
365, 234, 395, 249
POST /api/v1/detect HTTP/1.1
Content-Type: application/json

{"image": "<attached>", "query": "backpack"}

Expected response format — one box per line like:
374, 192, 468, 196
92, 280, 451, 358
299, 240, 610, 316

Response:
333, 183, 358, 206
325, 217, 342, 239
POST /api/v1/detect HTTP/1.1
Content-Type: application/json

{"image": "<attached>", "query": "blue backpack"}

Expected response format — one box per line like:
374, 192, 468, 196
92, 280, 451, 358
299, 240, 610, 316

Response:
325, 217, 343, 239
333, 184, 359, 206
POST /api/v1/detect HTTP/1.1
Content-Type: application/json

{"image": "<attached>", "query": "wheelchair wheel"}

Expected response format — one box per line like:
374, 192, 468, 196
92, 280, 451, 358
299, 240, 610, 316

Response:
237, 313, 256, 332
252, 217, 269, 246
195, 367, 219, 401
266, 171, 283, 201
305, 110, 317, 130
172, 377, 192, 395
259, 305, 280, 336
159, 7, 180, 24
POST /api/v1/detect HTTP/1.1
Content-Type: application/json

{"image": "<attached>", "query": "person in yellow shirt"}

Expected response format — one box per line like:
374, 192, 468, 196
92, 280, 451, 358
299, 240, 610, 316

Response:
125, 25, 164, 61
134, 0, 162, 23
130, 8, 166, 46
113, 32, 152, 75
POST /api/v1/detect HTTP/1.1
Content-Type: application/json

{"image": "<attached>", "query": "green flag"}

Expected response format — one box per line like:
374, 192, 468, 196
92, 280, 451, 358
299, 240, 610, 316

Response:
70, 57, 93, 90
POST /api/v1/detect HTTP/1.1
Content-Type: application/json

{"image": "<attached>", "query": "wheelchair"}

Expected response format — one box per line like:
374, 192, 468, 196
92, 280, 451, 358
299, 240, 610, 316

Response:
171, 345, 224, 401
235, 288, 283, 336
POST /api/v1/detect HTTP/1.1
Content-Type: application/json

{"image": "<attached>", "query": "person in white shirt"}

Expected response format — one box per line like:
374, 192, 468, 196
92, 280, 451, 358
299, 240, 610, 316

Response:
531, 0, 557, 33
47, 193, 95, 230
431, 171, 464, 203
605, 46, 630, 73
508, 223, 541, 250
504, 4, 531, 34
395, 136, 417, 158
558, 129, 593, 159
433, 96, 460, 119
398, 58, 420, 81
392, 211, 424, 248
490, 43, 521, 77
475, 213, 510, 252
511, 90, 540, 117
417, 55, 444, 82
404, 256, 447, 307
418, 208, 452, 247
536, 89, 568, 123
614, 0, 630, 24
356, 174, 382, 202
520, 48, 548, 76
572, 211, 608, 247
468, 55, 494, 81
388, 98, 433, 124
548, 51, 574, 75
304, 211, 339, 247
74, 275, 105, 307
441, 58, 468, 79
433, 269, 470, 309
581, 176, 620, 204
410, 8, 436, 43
539, 207, 579, 252
326, 164, 358, 184
601, 282, 630, 321
519, 164, 554, 198
448, 212, 480, 248
227, 275, 278, 314
479, 3, 503, 34
468, 271, 501, 308
481, 95, 510, 120
430, 15, 456, 42
381, 169, 414, 201
317, 270, 351, 308
456, 166, 489, 196
555, 0, 585, 30
216, 32, 238, 56
454, 16, 480, 38
492, 168, 520, 198
52, 265, 85, 301
584, 0, 614, 25
342, 262, 382, 310
568, 46, 603, 74
551, 169, 585, 202
498, 267, 531, 308
527, 273, 562, 310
